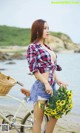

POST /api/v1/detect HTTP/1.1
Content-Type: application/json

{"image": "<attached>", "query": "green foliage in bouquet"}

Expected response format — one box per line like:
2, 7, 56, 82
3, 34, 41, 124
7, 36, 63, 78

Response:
44, 86, 73, 119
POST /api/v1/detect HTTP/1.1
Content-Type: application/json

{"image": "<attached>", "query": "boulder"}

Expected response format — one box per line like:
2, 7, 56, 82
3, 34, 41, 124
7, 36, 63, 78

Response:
45, 34, 80, 52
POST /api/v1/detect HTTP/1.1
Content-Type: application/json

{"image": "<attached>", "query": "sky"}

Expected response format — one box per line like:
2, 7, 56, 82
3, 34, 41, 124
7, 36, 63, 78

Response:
0, 0, 80, 43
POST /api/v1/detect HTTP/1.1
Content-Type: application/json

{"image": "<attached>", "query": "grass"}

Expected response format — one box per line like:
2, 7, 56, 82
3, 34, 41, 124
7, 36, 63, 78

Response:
0, 25, 30, 46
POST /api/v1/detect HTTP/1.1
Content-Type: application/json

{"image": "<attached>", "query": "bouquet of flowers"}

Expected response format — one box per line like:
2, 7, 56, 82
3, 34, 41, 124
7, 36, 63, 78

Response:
44, 86, 73, 119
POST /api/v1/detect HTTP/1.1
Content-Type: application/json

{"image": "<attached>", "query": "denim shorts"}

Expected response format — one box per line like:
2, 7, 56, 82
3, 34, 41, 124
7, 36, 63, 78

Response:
28, 80, 56, 104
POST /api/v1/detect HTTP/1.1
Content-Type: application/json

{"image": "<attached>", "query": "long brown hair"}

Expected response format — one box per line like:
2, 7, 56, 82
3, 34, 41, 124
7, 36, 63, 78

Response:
30, 19, 46, 43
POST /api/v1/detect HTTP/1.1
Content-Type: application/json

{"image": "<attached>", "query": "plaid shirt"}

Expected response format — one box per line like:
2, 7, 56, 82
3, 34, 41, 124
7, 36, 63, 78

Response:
26, 43, 57, 85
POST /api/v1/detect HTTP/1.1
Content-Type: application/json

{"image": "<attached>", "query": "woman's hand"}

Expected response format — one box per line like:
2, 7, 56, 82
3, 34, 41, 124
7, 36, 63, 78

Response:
56, 80, 68, 88
44, 83, 53, 95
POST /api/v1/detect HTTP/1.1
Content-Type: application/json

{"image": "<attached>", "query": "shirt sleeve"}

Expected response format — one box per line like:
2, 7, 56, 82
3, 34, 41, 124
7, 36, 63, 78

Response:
26, 44, 38, 73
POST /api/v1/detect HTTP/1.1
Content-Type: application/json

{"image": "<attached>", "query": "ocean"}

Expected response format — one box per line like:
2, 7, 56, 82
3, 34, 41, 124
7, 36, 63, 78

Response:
0, 53, 80, 116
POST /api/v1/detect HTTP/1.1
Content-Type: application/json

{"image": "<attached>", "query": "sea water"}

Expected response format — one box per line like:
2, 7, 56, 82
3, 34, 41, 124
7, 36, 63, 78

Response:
0, 53, 80, 115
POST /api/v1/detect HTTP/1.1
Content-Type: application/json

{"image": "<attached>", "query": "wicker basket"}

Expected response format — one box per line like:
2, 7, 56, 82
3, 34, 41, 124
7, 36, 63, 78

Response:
0, 72, 16, 96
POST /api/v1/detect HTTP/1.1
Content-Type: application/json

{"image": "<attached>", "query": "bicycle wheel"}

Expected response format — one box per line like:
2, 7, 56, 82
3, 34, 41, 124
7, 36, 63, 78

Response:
2, 115, 14, 130
20, 110, 34, 133
20, 110, 49, 133
2, 114, 23, 132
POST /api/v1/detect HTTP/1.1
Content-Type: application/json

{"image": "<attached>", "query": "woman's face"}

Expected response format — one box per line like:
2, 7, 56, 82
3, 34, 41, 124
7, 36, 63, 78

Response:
43, 22, 49, 39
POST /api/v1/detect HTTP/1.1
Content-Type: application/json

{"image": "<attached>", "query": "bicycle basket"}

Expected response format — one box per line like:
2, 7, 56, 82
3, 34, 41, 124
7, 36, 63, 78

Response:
0, 72, 16, 96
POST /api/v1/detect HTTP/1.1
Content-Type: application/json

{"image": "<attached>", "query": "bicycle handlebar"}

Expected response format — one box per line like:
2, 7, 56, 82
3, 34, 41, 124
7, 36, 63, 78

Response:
17, 81, 24, 86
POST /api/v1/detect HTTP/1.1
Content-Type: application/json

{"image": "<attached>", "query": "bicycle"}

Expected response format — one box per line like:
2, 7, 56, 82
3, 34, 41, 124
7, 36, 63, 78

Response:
0, 72, 48, 133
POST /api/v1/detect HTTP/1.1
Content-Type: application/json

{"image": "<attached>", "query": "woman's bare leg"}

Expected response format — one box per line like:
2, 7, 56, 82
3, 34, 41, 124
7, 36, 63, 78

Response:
33, 100, 46, 133
45, 117, 57, 133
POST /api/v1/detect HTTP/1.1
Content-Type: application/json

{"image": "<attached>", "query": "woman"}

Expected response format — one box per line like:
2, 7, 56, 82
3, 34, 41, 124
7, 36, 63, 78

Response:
24, 19, 68, 133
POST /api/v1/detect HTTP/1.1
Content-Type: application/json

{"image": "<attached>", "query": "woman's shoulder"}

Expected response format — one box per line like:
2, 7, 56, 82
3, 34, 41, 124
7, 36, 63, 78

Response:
28, 43, 35, 47
27, 43, 40, 53
27, 43, 41, 50
27, 43, 36, 50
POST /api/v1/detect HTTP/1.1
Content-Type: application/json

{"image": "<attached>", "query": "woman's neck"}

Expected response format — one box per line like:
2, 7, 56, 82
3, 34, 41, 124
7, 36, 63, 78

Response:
38, 39, 45, 46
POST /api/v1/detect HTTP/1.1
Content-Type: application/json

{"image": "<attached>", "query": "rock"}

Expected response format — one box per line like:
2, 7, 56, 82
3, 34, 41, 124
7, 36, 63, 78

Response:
58, 33, 72, 42
6, 61, 16, 64
11, 52, 25, 60
0, 52, 11, 60
45, 35, 65, 52
0, 68, 6, 71
45, 34, 80, 52
0, 51, 25, 61
74, 48, 80, 53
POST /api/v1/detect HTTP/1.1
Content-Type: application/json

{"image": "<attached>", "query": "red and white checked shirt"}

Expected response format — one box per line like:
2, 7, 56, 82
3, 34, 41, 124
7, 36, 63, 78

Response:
26, 43, 60, 85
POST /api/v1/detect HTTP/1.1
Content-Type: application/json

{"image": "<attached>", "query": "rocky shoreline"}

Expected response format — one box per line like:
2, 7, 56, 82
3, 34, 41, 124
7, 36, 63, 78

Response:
45, 35, 80, 53
0, 46, 27, 61
0, 39, 80, 61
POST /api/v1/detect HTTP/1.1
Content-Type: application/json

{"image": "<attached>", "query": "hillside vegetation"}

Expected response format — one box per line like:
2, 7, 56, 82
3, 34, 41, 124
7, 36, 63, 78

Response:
0, 25, 73, 46
0, 25, 80, 52
0, 25, 30, 46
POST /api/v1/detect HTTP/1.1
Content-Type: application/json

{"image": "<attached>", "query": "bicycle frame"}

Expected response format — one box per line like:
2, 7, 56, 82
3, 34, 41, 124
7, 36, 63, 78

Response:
0, 94, 33, 133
